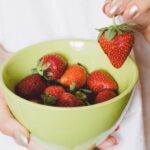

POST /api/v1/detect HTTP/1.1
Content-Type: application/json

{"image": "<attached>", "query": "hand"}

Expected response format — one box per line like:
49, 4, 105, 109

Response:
103, 0, 150, 43
0, 91, 46, 150
87, 126, 120, 150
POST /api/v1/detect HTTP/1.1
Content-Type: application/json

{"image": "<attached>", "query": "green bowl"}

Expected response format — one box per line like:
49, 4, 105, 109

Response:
0, 39, 138, 148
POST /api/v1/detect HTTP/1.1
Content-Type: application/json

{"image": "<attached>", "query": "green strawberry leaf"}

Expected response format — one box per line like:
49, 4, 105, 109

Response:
96, 27, 108, 41
114, 26, 123, 35
75, 91, 87, 101
80, 89, 92, 94
105, 28, 117, 41
41, 63, 50, 71
96, 27, 108, 32
70, 83, 77, 92
117, 29, 123, 35
38, 70, 44, 76
41, 94, 56, 106
39, 59, 44, 67
119, 24, 134, 33
97, 30, 105, 41
43, 75, 51, 81
32, 68, 38, 74
125, 22, 142, 27
36, 59, 41, 67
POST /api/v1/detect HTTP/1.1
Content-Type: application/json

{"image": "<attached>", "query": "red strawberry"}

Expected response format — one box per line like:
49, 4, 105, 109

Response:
42, 86, 65, 105
87, 70, 118, 93
15, 74, 46, 99
57, 92, 84, 107
33, 53, 67, 80
60, 64, 87, 90
44, 86, 65, 98
97, 22, 134, 68
95, 89, 117, 104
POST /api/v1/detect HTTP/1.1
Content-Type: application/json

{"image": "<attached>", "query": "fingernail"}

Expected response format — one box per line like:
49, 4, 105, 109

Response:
103, 2, 111, 14
97, 135, 119, 149
115, 125, 120, 132
109, 5, 119, 15
128, 5, 139, 19
14, 131, 28, 147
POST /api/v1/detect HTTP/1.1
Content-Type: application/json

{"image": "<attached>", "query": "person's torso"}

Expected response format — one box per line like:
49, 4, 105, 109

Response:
0, 0, 112, 52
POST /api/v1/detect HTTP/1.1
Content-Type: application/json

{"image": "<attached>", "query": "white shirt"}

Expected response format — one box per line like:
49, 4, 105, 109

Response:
0, 0, 111, 52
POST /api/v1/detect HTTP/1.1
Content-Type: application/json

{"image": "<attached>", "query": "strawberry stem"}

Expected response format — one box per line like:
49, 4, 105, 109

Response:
113, 16, 117, 27
112, 16, 119, 32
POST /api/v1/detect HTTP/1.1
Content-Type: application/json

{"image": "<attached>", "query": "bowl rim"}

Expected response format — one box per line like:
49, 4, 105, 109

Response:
0, 39, 139, 111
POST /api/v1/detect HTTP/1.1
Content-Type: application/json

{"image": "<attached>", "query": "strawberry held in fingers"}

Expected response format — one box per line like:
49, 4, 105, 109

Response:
15, 74, 47, 99
97, 21, 135, 68
33, 53, 67, 80
60, 64, 87, 90
87, 70, 118, 93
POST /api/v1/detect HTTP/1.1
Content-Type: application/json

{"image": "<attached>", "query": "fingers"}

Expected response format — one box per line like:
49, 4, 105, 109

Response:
0, 91, 47, 150
95, 125, 120, 150
97, 135, 119, 150
103, 0, 150, 19
123, 0, 150, 20
103, 0, 130, 17
0, 91, 29, 147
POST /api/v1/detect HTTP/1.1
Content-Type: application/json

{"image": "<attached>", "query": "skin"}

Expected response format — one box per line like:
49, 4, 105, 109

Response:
103, 0, 150, 43
0, 0, 150, 149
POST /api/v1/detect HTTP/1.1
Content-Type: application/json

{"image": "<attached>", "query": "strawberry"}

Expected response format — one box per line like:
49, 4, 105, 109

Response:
33, 53, 67, 80
97, 21, 135, 68
42, 85, 65, 105
87, 70, 118, 93
95, 89, 117, 104
15, 74, 47, 99
57, 92, 84, 107
60, 64, 87, 90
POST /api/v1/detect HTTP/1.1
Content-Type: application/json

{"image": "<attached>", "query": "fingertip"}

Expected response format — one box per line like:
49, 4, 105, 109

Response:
97, 135, 119, 149
115, 125, 120, 132
12, 119, 30, 142
103, 2, 113, 17
123, 4, 139, 20
14, 131, 28, 147
12, 119, 30, 148
0, 117, 30, 146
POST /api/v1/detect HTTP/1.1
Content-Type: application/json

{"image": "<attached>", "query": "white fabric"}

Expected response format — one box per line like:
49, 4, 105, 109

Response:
109, 84, 145, 150
0, 0, 146, 150
0, 0, 111, 52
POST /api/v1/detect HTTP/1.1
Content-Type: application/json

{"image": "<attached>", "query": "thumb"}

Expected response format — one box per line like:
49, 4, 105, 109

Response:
97, 135, 119, 150
0, 92, 29, 147
1, 117, 30, 147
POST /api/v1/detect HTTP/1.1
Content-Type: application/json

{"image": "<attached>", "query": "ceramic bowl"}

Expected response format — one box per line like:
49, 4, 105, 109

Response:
0, 39, 138, 148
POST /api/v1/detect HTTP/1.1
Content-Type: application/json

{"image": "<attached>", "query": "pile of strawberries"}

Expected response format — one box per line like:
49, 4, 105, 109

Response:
15, 53, 118, 107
